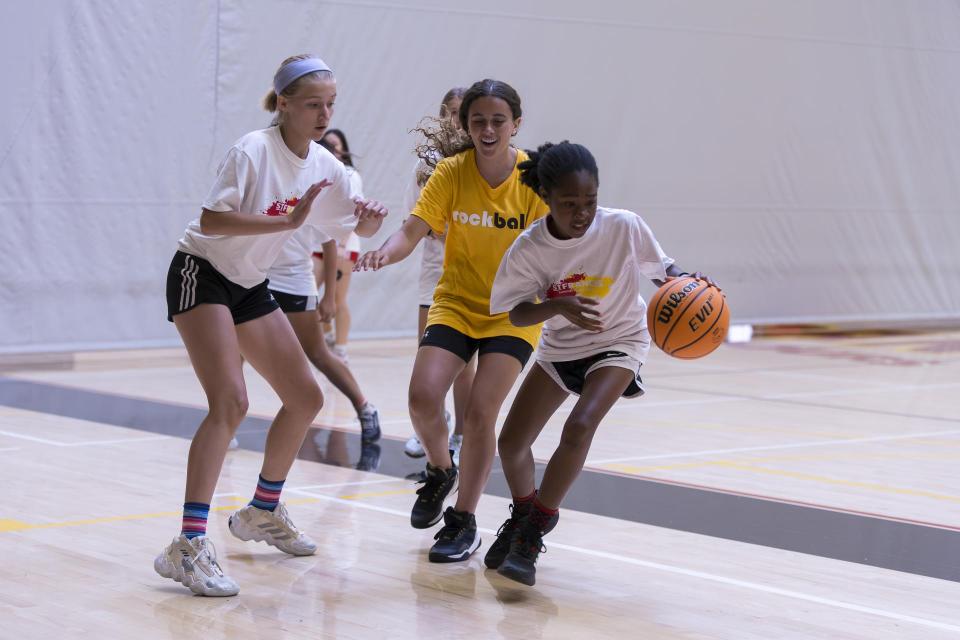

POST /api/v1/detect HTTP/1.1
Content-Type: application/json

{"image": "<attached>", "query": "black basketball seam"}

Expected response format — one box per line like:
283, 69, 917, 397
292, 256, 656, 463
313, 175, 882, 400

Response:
673, 290, 727, 357
661, 282, 711, 354
651, 278, 693, 348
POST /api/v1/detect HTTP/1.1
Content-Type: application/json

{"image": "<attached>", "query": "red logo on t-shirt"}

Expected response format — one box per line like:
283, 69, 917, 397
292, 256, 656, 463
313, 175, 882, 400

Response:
264, 196, 300, 217
545, 272, 587, 298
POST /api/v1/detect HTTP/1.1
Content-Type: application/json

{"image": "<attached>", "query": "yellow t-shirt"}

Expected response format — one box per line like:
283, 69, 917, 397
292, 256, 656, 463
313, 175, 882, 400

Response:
412, 148, 549, 347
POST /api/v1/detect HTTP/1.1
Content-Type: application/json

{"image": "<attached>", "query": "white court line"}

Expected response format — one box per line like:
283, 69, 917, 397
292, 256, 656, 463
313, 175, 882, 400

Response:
0, 447, 21, 453
284, 487, 960, 634
211, 478, 405, 500
563, 379, 960, 415
0, 430, 170, 447
588, 428, 960, 465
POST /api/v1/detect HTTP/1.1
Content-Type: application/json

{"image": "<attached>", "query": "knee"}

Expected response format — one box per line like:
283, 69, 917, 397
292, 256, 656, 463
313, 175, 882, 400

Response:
462, 405, 498, 437
559, 414, 600, 450
209, 391, 249, 426
288, 380, 324, 417
408, 385, 442, 421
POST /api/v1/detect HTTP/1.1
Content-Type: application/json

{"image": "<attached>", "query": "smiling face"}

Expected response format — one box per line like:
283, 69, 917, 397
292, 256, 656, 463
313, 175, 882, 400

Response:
277, 76, 337, 145
466, 96, 519, 160
543, 169, 599, 240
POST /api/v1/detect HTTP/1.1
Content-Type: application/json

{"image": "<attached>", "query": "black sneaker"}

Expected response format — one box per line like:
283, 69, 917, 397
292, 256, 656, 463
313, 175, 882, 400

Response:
355, 442, 381, 472
358, 404, 381, 443
410, 462, 458, 529
485, 505, 558, 569
428, 507, 481, 563
497, 520, 546, 586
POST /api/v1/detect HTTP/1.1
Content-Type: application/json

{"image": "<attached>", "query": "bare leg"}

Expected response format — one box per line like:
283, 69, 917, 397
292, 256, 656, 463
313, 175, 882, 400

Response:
537, 366, 635, 509
408, 346, 465, 468
454, 352, 524, 513
333, 256, 354, 348
451, 356, 476, 437
497, 363, 570, 499
286, 309, 366, 413
174, 305, 248, 504
236, 309, 325, 482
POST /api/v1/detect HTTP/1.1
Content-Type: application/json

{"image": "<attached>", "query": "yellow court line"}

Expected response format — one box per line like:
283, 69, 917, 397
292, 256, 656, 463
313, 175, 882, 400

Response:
712, 462, 960, 503
0, 496, 325, 534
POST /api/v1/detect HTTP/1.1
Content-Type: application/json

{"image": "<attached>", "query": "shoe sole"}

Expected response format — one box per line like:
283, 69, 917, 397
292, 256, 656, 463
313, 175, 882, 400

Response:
497, 559, 535, 586
410, 475, 459, 529
154, 554, 239, 596
404, 449, 427, 458
428, 536, 482, 563
228, 517, 317, 556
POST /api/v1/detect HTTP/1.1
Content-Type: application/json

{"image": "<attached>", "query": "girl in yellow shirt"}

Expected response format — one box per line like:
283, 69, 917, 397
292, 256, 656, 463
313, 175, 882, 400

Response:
356, 78, 548, 563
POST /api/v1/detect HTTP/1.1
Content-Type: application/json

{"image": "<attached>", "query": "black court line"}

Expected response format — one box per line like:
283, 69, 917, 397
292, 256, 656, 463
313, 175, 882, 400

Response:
2, 377, 959, 583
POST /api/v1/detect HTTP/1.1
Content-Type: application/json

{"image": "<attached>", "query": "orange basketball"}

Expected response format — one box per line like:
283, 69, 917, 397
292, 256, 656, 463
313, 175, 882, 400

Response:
647, 277, 729, 359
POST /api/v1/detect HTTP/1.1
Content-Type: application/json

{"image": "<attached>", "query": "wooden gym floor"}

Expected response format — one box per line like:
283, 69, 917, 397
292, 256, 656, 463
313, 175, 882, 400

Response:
1, 330, 959, 638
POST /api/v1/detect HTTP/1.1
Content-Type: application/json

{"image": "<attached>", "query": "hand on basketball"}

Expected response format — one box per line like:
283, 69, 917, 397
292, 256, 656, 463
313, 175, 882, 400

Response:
318, 293, 336, 322
667, 270, 721, 291
353, 198, 388, 223
550, 296, 603, 332
354, 250, 388, 272
289, 180, 333, 228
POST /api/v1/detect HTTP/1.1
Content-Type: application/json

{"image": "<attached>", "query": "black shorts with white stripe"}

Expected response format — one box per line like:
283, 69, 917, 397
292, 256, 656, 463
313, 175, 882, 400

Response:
165, 251, 279, 324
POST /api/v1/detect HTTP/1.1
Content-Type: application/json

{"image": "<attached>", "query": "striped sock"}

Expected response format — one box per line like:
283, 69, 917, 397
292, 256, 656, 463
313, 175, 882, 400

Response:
181, 502, 210, 539
249, 475, 285, 511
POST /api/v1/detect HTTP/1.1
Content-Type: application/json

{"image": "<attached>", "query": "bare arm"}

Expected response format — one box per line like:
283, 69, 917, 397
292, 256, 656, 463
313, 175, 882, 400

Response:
199, 180, 331, 236
352, 198, 389, 238
354, 216, 431, 271
317, 239, 339, 321
509, 296, 603, 332
651, 263, 720, 289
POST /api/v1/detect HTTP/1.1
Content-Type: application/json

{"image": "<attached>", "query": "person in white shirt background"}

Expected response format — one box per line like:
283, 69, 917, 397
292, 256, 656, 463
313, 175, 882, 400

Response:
154, 54, 386, 597
401, 86, 475, 463
487, 141, 717, 587
314, 128, 363, 362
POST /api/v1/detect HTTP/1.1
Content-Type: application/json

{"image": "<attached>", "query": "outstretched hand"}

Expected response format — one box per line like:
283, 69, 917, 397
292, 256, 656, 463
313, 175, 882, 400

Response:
354, 250, 388, 272
289, 180, 333, 228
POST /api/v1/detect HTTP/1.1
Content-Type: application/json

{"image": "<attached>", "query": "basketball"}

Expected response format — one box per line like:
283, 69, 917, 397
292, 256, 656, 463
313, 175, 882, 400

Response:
647, 276, 729, 359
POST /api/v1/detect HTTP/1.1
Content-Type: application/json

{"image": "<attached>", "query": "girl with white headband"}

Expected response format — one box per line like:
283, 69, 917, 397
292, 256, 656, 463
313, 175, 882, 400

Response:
153, 53, 387, 597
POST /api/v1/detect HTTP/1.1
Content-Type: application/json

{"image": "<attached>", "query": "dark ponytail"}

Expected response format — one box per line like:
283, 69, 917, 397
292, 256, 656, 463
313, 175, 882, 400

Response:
518, 141, 599, 195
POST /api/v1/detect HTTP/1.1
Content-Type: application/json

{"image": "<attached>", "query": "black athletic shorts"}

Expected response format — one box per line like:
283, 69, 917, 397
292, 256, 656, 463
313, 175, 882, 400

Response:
540, 350, 644, 398
166, 251, 279, 324
420, 324, 533, 367
270, 289, 318, 313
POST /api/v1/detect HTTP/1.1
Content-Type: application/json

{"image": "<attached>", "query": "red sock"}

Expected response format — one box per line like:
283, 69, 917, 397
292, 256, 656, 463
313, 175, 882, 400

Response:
512, 490, 536, 515
530, 497, 559, 531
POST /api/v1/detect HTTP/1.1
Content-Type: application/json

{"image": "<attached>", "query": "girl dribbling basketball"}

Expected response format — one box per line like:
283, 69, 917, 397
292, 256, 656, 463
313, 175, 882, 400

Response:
488, 141, 716, 585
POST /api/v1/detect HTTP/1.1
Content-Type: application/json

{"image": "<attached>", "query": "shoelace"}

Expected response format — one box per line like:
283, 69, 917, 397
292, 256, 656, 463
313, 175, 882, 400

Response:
415, 469, 448, 502
189, 539, 225, 577
514, 530, 547, 561
495, 507, 521, 539
274, 503, 303, 537
434, 522, 463, 542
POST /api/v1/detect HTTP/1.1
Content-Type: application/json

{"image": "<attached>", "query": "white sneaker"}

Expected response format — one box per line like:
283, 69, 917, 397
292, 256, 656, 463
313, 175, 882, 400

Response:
228, 437, 239, 450
332, 344, 348, 362
404, 435, 426, 458
404, 410, 452, 458
449, 434, 463, 466
228, 503, 317, 556
324, 331, 336, 347
154, 535, 239, 597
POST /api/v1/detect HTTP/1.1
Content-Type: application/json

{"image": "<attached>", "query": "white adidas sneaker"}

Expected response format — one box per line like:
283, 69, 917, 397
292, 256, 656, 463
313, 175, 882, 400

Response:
228, 503, 317, 556
154, 535, 239, 597
404, 410, 453, 458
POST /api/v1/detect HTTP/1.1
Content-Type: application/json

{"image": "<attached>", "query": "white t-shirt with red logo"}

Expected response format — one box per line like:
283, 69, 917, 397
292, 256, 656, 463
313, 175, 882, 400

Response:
178, 126, 359, 288
490, 207, 674, 362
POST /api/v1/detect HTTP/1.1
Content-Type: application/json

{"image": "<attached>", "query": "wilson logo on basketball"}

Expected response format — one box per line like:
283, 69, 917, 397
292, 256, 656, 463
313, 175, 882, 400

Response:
264, 196, 300, 217
655, 280, 702, 324
452, 210, 528, 230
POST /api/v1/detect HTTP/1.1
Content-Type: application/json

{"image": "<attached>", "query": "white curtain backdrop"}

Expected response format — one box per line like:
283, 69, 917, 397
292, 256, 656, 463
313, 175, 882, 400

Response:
2, 0, 959, 352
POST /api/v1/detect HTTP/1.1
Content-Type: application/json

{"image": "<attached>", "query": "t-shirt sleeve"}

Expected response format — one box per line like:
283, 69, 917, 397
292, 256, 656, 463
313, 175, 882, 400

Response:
490, 240, 544, 315
305, 162, 356, 245
410, 158, 454, 236
202, 147, 256, 213
632, 214, 675, 280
